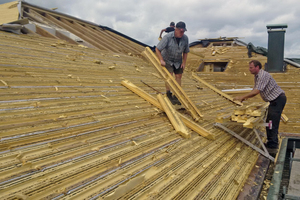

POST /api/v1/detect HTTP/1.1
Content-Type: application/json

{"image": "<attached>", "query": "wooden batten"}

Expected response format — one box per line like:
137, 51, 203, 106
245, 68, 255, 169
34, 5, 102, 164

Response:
121, 80, 162, 109
217, 102, 269, 129
192, 72, 243, 106
121, 80, 215, 140
142, 47, 203, 121
215, 113, 232, 123
243, 116, 262, 129
157, 94, 190, 138
60, 19, 114, 52
142, 48, 166, 79
43, 13, 106, 51
178, 113, 215, 140
281, 113, 288, 123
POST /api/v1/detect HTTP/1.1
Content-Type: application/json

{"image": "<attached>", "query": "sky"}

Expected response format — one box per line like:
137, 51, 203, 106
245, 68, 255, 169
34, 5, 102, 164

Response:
1, 0, 299, 57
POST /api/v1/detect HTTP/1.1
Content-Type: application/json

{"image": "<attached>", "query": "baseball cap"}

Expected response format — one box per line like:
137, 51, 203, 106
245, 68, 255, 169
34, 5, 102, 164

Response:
170, 22, 175, 26
176, 21, 187, 31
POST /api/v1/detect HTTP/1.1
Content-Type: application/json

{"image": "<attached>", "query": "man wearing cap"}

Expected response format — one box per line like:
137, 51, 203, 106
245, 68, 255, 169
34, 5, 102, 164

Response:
156, 21, 190, 105
158, 22, 175, 41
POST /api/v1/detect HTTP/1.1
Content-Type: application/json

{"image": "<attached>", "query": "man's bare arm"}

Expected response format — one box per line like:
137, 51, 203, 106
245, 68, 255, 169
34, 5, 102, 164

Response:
159, 29, 166, 38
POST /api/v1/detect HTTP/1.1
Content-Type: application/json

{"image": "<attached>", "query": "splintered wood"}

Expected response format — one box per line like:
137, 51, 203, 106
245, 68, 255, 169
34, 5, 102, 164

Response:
142, 47, 203, 121
281, 113, 289, 123
216, 102, 269, 129
121, 80, 215, 140
192, 72, 243, 106
157, 94, 190, 138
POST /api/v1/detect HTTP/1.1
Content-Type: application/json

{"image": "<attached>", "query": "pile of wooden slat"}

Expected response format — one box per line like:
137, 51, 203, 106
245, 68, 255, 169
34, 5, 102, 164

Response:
216, 103, 269, 129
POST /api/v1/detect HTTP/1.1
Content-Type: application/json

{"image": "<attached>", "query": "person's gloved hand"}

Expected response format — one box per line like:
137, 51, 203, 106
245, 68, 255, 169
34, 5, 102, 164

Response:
158, 37, 162, 41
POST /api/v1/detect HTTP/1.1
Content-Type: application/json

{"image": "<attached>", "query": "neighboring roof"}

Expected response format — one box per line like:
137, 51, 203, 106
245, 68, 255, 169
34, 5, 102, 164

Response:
21, 1, 150, 48
247, 43, 300, 68
0, 1, 19, 25
285, 58, 300, 68
0, 1, 150, 55
189, 37, 247, 48
247, 42, 268, 56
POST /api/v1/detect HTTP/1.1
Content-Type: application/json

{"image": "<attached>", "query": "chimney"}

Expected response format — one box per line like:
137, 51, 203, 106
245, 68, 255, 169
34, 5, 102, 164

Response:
266, 24, 288, 72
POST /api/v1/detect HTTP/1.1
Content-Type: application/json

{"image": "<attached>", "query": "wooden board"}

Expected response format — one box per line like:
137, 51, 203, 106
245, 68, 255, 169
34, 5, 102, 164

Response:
157, 94, 190, 138
142, 47, 203, 121
121, 80, 215, 140
192, 72, 243, 106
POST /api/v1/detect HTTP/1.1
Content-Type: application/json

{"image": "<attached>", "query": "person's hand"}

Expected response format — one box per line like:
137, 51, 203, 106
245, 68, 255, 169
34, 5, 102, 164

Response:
233, 96, 244, 102
180, 63, 185, 70
158, 37, 162, 41
160, 59, 166, 66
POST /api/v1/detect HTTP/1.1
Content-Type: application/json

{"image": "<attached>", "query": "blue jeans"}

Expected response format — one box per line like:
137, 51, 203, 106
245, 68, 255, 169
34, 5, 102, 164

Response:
266, 93, 287, 148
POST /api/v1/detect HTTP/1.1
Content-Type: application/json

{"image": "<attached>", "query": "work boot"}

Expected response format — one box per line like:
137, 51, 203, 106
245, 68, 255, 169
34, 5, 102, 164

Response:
264, 142, 278, 149
172, 95, 181, 105
166, 91, 176, 105
263, 142, 278, 154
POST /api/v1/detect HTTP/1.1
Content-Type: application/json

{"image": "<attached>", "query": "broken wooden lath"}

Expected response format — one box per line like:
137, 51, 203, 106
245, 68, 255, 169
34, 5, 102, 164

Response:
121, 80, 215, 140
192, 72, 243, 106
216, 102, 269, 129
142, 47, 203, 121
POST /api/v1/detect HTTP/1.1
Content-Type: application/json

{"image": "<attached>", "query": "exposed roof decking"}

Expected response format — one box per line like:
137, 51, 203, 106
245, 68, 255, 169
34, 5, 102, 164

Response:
0, 31, 262, 199
0, 1, 148, 55
22, 6, 145, 54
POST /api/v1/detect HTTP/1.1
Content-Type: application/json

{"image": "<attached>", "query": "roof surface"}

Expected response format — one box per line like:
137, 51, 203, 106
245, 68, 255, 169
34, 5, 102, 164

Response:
0, 30, 260, 199
0, 1, 299, 199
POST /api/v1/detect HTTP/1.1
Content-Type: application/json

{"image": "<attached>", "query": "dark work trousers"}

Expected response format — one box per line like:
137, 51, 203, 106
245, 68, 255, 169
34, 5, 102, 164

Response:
266, 93, 287, 148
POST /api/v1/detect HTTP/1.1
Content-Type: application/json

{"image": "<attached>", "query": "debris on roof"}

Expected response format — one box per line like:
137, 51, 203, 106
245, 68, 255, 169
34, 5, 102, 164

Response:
0, 23, 23, 34
247, 42, 268, 57
0, 1, 299, 199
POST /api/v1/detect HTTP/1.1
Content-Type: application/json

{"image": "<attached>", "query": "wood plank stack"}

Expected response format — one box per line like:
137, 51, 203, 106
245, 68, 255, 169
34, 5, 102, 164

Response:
216, 102, 269, 129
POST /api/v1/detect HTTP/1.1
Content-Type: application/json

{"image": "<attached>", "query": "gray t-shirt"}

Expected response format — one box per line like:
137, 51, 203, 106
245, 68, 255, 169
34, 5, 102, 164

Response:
156, 32, 190, 69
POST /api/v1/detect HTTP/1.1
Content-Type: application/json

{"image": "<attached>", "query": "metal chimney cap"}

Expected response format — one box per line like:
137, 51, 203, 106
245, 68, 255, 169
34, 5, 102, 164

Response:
266, 24, 288, 29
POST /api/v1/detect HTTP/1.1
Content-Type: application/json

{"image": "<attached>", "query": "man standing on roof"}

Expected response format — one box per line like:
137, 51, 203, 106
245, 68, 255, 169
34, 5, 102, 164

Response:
156, 21, 189, 105
233, 60, 287, 150
158, 22, 175, 41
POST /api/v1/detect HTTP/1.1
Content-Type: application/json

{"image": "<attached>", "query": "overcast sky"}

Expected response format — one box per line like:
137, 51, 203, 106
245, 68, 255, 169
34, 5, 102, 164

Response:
1, 0, 299, 57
